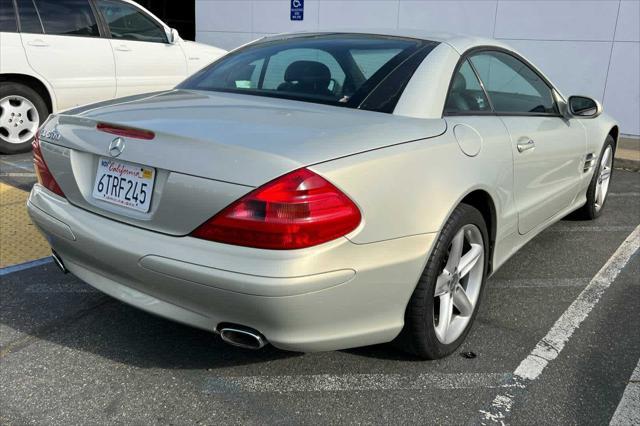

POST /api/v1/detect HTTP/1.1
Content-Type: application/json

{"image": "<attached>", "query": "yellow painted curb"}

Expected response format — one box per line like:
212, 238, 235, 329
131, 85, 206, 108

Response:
0, 183, 50, 268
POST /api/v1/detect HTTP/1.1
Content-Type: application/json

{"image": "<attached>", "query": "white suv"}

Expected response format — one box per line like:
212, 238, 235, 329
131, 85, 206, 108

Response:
0, 0, 226, 153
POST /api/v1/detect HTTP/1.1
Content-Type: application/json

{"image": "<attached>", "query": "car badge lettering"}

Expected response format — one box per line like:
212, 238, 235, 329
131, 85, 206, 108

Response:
40, 129, 61, 141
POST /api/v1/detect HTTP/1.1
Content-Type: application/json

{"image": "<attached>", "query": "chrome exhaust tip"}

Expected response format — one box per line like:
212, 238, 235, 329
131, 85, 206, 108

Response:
51, 251, 67, 274
219, 326, 267, 350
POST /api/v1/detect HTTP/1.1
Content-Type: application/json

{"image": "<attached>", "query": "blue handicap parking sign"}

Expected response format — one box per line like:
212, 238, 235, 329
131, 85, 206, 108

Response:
291, 0, 304, 21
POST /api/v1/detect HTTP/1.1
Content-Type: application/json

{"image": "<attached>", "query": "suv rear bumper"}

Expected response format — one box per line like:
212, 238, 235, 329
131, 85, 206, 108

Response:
27, 184, 436, 352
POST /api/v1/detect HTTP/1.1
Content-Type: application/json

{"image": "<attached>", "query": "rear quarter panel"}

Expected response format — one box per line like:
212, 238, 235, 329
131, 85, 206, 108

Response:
311, 116, 516, 246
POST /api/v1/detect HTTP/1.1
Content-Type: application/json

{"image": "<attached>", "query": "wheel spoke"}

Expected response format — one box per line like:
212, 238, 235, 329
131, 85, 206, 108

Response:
6, 127, 22, 142
603, 147, 612, 167
596, 182, 604, 206
445, 230, 464, 273
601, 147, 608, 167
435, 292, 453, 342
453, 283, 474, 316
434, 272, 450, 297
458, 243, 483, 278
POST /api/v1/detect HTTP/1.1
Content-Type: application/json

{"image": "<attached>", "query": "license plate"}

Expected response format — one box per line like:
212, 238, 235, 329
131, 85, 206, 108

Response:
92, 158, 155, 212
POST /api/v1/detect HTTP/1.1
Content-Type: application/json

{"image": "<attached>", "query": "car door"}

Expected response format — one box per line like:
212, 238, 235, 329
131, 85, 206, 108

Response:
442, 59, 516, 232
17, 0, 116, 110
468, 50, 586, 235
95, 0, 187, 98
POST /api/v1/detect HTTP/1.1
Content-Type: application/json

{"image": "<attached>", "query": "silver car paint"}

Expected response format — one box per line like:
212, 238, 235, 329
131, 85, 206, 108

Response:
28, 32, 619, 352
45, 90, 446, 186
39, 90, 446, 235
28, 184, 436, 351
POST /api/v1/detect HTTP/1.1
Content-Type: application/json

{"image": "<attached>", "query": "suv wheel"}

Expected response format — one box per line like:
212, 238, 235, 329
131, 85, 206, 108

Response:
0, 82, 48, 154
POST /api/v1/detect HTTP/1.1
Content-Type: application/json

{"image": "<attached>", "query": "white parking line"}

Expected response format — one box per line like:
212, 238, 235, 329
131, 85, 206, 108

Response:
0, 159, 34, 172
610, 359, 640, 425
479, 225, 640, 424
608, 192, 640, 197
0, 172, 36, 177
203, 372, 512, 394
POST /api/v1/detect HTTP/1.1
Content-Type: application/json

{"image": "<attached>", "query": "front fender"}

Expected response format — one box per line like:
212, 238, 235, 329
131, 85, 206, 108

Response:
579, 112, 619, 156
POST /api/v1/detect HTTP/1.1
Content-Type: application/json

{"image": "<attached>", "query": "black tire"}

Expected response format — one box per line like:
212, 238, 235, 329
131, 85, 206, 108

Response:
0, 82, 49, 154
395, 203, 489, 359
575, 135, 615, 220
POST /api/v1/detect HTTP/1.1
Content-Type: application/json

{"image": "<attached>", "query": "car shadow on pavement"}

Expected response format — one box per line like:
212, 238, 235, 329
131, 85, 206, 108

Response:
341, 344, 423, 361
1, 262, 427, 367
0, 264, 301, 370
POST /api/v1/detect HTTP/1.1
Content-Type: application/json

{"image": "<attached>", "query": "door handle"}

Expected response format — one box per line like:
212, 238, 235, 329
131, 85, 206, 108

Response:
27, 39, 49, 47
115, 45, 131, 52
517, 138, 536, 153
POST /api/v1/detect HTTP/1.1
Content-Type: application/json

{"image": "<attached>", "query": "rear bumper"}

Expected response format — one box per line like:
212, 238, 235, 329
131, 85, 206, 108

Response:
27, 184, 436, 352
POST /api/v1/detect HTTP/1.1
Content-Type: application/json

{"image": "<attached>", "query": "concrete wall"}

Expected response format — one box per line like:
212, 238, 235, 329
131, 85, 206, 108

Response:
195, 0, 640, 136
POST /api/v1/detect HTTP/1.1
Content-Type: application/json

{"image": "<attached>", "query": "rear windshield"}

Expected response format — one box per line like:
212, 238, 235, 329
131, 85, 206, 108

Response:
179, 34, 436, 111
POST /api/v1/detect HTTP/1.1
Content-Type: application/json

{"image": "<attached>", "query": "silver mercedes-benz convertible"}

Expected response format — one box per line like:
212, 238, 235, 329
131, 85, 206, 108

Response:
28, 31, 618, 359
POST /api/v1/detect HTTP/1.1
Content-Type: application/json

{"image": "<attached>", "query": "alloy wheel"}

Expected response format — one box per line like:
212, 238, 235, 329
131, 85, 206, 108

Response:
0, 95, 40, 144
433, 224, 484, 344
594, 145, 612, 212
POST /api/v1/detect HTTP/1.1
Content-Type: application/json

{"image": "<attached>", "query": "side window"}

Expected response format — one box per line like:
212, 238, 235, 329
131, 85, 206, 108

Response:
0, 0, 18, 32
32, 0, 100, 37
16, 0, 43, 34
261, 48, 346, 95
469, 51, 557, 114
97, 0, 167, 44
444, 60, 490, 114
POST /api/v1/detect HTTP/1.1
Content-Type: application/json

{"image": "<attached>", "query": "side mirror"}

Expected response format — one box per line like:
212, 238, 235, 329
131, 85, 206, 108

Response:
568, 95, 602, 118
168, 28, 180, 44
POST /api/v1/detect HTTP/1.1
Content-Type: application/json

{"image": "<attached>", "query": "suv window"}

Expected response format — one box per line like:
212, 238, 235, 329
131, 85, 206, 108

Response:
16, 0, 42, 34
0, 0, 18, 32
97, 0, 167, 43
31, 0, 99, 37
469, 51, 557, 115
444, 59, 490, 114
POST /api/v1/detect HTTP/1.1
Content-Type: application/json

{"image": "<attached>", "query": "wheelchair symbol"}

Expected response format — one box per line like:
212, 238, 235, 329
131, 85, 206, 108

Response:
292, 0, 302, 8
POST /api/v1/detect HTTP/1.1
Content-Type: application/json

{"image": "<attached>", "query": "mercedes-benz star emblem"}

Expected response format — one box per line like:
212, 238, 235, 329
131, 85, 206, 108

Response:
108, 137, 125, 157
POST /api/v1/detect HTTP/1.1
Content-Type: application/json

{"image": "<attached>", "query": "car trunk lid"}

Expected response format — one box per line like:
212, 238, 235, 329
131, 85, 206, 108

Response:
39, 90, 446, 235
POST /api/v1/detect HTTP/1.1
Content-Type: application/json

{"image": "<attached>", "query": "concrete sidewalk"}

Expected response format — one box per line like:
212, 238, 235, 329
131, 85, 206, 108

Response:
615, 136, 640, 171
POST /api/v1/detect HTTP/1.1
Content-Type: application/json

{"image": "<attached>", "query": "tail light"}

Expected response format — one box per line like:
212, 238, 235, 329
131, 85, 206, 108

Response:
33, 134, 65, 197
191, 168, 361, 250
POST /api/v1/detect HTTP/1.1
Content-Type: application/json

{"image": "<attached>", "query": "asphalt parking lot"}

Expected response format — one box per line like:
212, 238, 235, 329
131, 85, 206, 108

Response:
1, 152, 639, 425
